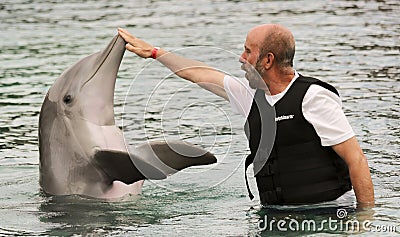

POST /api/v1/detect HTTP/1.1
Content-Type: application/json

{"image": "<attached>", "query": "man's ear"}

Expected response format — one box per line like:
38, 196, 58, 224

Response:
264, 53, 274, 69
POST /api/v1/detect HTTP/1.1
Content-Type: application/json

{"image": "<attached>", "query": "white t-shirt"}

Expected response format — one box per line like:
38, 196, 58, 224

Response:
223, 72, 355, 146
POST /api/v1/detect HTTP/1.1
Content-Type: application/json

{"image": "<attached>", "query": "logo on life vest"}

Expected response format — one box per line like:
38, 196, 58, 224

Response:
275, 114, 294, 122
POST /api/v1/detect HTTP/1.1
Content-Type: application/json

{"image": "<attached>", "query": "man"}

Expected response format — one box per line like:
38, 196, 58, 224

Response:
117, 24, 374, 207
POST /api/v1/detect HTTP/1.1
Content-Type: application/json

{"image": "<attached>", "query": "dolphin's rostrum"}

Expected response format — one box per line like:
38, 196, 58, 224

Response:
39, 35, 217, 198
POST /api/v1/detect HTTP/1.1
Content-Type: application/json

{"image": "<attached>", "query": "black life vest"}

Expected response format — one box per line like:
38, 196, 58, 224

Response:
244, 75, 352, 205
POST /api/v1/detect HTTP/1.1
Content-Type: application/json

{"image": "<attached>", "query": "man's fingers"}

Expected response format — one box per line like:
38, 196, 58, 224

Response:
118, 27, 130, 36
125, 43, 133, 51
118, 28, 136, 43
118, 28, 153, 58
125, 43, 138, 53
125, 44, 148, 58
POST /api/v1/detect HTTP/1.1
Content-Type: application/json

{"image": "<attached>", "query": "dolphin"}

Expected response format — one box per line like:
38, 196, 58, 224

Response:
38, 35, 217, 199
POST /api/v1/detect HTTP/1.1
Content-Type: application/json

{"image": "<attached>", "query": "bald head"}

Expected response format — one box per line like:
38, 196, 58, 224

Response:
249, 24, 295, 70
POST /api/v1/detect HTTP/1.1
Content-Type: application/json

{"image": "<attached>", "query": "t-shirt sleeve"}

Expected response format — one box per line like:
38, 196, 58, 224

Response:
302, 84, 355, 146
223, 75, 255, 117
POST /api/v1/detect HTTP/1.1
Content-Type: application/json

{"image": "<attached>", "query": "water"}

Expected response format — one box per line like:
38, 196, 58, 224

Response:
0, 0, 399, 236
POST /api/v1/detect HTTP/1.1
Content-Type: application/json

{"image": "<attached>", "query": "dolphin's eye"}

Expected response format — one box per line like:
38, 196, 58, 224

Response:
63, 95, 73, 104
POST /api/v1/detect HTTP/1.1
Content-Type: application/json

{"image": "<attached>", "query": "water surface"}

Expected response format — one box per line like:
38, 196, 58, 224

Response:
0, 0, 399, 236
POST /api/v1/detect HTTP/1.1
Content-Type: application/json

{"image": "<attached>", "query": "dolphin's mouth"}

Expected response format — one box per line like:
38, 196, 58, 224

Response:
75, 35, 126, 126
80, 35, 125, 90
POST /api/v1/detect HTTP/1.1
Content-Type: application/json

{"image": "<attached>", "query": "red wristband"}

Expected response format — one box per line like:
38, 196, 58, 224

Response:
151, 47, 159, 59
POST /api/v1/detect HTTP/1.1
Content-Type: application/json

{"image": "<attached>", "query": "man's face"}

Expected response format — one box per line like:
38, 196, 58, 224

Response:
240, 34, 264, 89
240, 34, 259, 67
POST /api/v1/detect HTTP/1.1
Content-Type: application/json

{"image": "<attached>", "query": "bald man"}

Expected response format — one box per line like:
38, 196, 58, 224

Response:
118, 24, 374, 207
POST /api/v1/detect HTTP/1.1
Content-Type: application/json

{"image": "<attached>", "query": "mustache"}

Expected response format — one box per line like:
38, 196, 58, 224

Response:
240, 61, 261, 76
239, 59, 266, 88
240, 61, 253, 72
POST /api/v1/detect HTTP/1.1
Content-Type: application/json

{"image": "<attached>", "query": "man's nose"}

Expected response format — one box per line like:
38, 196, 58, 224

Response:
239, 53, 247, 64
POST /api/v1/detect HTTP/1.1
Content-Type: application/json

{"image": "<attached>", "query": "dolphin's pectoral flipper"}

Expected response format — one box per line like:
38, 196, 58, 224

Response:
134, 140, 217, 176
94, 149, 167, 184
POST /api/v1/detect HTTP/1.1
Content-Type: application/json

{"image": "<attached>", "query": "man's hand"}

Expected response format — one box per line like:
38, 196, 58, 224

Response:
118, 28, 154, 58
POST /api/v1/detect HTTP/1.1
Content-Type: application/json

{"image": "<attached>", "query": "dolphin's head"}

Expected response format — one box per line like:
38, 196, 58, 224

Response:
46, 35, 126, 125
39, 35, 126, 194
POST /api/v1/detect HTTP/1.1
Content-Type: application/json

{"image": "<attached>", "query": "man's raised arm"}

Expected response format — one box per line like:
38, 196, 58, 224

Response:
118, 28, 228, 100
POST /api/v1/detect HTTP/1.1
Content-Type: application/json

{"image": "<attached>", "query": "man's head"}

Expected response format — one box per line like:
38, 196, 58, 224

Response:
240, 24, 295, 88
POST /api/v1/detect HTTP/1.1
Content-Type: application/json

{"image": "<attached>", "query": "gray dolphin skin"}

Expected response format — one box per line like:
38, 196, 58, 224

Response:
39, 35, 217, 199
